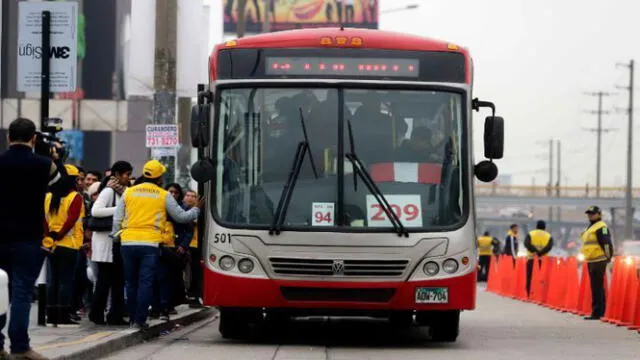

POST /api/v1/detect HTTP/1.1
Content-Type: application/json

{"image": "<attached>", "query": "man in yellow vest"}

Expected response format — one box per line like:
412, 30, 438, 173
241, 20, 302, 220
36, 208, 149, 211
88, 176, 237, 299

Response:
111, 160, 201, 330
477, 231, 499, 282
581, 206, 613, 320
524, 220, 554, 295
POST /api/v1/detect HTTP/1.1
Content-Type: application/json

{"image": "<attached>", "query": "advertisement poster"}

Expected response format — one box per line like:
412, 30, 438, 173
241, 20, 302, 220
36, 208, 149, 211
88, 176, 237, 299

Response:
223, 0, 379, 34
57, 130, 84, 164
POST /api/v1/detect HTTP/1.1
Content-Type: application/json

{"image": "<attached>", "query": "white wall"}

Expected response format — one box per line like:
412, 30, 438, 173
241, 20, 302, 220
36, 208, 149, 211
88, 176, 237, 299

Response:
126, 0, 155, 98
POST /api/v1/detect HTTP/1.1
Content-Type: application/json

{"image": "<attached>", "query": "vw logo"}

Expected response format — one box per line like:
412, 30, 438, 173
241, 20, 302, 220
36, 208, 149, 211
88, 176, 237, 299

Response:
332, 260, 345, 275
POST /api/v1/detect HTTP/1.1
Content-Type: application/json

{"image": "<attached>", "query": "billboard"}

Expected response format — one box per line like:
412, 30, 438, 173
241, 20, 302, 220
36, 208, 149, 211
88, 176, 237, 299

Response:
223, 0, 379, 34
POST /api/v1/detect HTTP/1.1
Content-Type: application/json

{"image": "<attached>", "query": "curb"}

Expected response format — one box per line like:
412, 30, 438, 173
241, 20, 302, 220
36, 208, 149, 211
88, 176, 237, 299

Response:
52, 307, 216, 360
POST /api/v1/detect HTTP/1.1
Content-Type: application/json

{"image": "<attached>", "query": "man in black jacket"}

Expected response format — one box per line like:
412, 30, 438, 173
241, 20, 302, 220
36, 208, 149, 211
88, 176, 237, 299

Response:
504, 224, 520, 263
0, 118, 64, 360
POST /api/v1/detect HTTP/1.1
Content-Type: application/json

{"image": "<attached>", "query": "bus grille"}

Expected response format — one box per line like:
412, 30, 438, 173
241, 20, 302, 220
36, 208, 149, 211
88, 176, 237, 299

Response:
269, 258, 409, 277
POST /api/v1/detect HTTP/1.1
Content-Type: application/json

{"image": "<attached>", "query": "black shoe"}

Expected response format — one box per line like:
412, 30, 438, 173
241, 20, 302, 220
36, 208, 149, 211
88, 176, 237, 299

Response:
69, 313, 82, 322
148, 311, 160, 319
107, 318, 129, 326
169, 307, 178, 315
160, 312, 170, 322
584, 315, 601, 320
132, 322, 150, 331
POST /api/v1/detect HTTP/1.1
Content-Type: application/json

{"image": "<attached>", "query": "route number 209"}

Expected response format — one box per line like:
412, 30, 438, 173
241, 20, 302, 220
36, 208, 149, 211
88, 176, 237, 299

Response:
366, 195, 423, 227
214, 233, 232, 244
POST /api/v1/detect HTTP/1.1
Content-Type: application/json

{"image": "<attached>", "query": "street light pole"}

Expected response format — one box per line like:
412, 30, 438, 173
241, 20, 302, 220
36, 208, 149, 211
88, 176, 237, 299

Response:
617, 60, 635, 239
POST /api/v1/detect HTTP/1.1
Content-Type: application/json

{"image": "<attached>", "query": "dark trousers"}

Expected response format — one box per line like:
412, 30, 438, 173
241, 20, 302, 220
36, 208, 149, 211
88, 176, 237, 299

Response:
152, 253, 171, 313
122, 245, 160, 325
526, 258, 541, 295
71, 248, 92, 312
90, 243, 125, 322
47, 246, 79, 320
478, 255, 491, 282
588, 260, 608, 318
0, 241, 46, 353
188, 247, 202, 298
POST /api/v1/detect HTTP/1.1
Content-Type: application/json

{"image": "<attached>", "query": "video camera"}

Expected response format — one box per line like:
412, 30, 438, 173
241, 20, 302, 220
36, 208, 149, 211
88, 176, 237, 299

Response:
35, 117, 68, 162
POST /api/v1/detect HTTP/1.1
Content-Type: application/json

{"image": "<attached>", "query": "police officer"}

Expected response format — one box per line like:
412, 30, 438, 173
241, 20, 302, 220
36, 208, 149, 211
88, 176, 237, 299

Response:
504, 224, 520, 263
524, 220, 554, 295
581, 206, 613, 320
477, 231, 499, 282
112, 160, 201, 330
0, 118, 64, 360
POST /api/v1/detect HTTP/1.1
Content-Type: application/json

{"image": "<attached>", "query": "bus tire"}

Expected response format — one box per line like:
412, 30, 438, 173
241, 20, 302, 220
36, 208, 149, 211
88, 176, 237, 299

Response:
219, 309, 254, 340
416, 310, 460, 342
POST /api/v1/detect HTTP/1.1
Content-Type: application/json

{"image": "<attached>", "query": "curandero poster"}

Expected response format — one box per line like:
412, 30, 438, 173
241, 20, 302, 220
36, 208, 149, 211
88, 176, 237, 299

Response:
223, 0, 379, 34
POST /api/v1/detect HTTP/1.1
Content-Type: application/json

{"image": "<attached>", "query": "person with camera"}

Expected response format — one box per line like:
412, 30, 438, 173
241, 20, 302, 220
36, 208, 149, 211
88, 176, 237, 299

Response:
0, 118, 66, 360
111, 160, 202, 330
87, 161, 133, 326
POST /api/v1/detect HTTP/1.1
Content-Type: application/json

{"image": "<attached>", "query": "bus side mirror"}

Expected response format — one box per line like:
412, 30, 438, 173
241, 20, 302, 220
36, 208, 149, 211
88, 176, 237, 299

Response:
484, 116, 504, 159
191, 105, 210, 148
191, 158, 215, 183
475, 160, 498, 183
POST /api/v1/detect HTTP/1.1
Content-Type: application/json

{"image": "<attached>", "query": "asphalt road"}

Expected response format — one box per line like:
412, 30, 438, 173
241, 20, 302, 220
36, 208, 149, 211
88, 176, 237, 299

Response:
105, 285, 640, 360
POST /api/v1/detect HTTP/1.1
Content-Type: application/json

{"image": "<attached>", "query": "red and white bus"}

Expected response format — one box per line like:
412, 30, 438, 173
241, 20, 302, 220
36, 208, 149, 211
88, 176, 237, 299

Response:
190, 27, 504, 342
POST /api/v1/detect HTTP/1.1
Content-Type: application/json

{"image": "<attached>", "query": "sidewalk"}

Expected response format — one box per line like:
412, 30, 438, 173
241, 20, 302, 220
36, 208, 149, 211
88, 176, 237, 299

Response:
16, 303, 214, 360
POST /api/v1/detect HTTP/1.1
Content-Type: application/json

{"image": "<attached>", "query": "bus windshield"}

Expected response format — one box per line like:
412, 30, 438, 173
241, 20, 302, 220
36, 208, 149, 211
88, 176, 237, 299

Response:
214, 86, 466, 233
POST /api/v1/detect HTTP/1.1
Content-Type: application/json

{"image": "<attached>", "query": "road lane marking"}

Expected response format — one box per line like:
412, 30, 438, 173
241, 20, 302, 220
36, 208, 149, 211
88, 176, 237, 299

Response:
34, 331, 114, 351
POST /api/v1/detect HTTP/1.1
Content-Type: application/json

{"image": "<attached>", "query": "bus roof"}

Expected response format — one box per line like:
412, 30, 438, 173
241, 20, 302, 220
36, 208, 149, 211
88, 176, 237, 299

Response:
209, 27, 472, 83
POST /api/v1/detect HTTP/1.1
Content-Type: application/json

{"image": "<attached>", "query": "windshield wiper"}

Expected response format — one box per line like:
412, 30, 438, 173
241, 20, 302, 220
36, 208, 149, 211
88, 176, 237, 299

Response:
269, 108, 318, 235
346, 120, 408, 237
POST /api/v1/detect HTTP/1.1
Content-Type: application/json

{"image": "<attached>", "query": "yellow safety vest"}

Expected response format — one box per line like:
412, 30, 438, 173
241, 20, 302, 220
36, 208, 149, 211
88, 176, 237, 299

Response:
162, 221, 176, 247
44, 192, 85, 250
527, 230, 551, 259
190, 225, 198, 248
580, 221, 608, 263
477, 236, 494, 256
120, 182, 169, 245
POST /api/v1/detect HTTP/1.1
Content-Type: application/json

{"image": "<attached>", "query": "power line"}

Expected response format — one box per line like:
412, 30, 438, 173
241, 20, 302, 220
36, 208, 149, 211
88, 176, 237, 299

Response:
583, 91, 616, 197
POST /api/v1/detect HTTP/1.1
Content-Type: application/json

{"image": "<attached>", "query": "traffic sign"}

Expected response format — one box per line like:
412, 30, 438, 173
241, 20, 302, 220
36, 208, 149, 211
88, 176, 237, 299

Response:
146, 124, 179, 148
17, 1, 78, 92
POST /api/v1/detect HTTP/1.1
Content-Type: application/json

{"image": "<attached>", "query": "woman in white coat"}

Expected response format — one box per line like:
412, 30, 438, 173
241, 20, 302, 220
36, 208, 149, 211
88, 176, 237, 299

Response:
88, 161, 132, 325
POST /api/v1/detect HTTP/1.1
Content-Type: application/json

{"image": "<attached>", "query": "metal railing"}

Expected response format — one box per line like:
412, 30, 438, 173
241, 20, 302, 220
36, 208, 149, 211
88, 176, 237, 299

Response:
475, 184, 640, 198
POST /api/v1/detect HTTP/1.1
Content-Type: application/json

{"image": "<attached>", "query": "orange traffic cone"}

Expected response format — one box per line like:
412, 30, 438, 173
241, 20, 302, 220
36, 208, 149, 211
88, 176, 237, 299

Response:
616, 258, 638, 326
486, 255, 499, 293
562, 257, 580, 313
577, 262, 592, 316
627, 270, 640, 330
513, 257, 528, 301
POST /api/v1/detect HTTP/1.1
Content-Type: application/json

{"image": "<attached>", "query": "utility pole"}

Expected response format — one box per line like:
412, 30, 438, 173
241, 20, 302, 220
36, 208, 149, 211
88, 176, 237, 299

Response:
236, 0, 248, 38
556, 140, 561, 222
263, 0, 271, 33
583, 91, 615, 198
154, 0, 178, 183
617, 60, 635, 239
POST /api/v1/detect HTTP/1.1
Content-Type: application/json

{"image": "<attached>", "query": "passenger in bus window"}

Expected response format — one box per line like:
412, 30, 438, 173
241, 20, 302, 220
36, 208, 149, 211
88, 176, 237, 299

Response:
394, 127, 439, 163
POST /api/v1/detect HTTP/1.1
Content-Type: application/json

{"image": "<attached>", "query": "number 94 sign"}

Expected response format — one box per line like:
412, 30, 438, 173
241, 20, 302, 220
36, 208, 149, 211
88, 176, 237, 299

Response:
366, 195, 423, 227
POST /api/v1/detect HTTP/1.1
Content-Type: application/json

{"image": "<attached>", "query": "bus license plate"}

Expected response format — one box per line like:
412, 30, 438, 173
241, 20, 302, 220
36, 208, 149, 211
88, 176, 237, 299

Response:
415, 287, 449, 304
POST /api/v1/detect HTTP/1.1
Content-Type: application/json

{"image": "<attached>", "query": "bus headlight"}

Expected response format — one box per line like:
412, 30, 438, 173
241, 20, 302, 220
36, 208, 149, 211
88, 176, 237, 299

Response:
219, 256, 235, 271
423, 261, 439, 276
443, 259, 459, 274
238, 258, 255, 273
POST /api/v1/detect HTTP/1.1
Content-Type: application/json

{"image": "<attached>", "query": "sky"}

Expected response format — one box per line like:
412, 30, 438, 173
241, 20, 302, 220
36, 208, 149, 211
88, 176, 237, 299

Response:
202, 0, 640, 188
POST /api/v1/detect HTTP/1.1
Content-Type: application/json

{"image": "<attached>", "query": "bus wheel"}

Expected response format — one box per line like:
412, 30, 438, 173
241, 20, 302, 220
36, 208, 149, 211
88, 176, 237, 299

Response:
416, 310, 460, 342
219, 309, 256, 340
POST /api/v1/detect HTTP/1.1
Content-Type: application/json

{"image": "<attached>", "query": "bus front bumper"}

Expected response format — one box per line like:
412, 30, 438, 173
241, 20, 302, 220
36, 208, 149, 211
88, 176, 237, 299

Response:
203, 270, 477, 311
